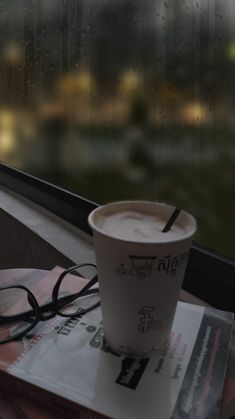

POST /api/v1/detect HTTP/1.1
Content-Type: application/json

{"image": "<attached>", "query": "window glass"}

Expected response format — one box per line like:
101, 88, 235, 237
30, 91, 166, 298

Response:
0, 0, 234, 260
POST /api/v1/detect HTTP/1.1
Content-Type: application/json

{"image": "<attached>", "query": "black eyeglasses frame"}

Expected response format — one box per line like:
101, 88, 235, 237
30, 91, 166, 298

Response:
0, 263, 99, 344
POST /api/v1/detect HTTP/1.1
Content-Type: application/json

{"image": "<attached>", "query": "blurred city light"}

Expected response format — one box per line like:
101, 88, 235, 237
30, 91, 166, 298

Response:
227, 43, 235, 61
179, 102, 209, 125
0, 110, 16, 154
118, 70, 143, 98
3, 43, 23, 65
58, 71, 95, 99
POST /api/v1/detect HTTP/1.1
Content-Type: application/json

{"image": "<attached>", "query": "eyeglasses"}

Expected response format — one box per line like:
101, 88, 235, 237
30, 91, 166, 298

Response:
0, 263, 100, 344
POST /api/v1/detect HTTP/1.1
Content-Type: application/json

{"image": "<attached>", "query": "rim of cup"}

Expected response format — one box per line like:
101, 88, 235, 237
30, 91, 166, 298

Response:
88, 200, 197, 244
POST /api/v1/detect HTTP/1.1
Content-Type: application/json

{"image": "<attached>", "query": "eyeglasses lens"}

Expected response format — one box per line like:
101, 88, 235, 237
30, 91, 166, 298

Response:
56, 268, 99, 316
0, 287, 37, 343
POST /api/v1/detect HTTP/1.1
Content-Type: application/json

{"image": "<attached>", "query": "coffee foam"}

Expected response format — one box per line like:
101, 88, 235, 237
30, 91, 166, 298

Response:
95, 209, 189, 243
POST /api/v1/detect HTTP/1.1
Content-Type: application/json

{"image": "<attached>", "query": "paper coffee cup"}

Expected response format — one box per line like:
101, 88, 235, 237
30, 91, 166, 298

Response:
88, 201, 196, 358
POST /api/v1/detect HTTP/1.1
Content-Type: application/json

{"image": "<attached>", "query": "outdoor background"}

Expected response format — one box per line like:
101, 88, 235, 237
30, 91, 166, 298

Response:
0, 0, 235, 260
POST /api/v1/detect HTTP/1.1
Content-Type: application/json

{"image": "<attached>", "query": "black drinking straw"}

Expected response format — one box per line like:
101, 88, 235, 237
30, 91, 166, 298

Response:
162, 208, 181, 233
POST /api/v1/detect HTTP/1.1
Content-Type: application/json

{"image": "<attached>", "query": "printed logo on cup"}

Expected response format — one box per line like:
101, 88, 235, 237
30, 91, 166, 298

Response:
115, 251, 189, 280
157, 251, 189, 276
116, 255, 156, 279
137, 306, 156, 333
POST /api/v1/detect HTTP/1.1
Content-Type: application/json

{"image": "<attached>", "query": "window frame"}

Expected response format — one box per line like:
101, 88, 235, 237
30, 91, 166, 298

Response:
0, 162, 234, 313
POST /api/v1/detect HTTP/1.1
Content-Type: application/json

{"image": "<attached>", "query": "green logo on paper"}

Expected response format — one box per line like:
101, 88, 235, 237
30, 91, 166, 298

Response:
89, 327, 104, 348
89, 327, 120, 355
